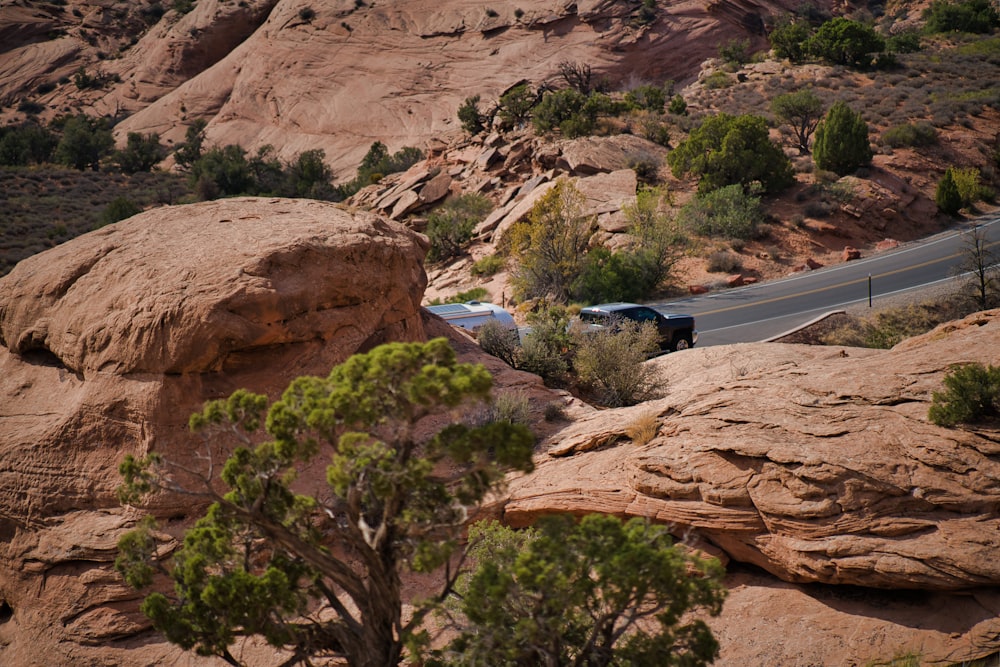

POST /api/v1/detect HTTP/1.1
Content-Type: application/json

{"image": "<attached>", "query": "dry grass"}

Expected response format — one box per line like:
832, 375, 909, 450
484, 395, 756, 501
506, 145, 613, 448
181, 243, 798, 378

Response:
625, 411, 659, 445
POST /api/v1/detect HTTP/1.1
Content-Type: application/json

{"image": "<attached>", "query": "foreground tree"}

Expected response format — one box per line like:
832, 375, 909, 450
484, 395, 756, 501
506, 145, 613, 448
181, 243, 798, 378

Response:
441, 515, 726, 666
116, 339, 535, 667
812, 101, 872, 176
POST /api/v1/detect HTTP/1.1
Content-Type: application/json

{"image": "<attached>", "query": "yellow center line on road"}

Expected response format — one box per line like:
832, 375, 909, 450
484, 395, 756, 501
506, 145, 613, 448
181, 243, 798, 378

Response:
692, 249, 966, 317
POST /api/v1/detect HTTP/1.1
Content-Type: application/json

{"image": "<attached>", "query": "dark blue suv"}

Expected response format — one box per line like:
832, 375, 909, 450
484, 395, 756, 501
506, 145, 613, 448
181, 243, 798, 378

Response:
578, 302, 697, 352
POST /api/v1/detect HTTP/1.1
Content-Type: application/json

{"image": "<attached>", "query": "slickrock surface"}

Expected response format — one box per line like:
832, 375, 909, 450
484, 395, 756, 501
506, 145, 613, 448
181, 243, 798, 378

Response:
0, 197, 430, 664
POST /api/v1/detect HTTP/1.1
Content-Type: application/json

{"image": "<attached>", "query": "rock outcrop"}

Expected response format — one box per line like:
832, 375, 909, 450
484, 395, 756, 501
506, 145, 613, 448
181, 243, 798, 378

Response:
0, 197, 430, 665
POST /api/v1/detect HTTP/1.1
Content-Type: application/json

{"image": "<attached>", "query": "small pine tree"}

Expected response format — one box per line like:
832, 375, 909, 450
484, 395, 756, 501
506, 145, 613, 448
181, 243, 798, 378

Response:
457, 95, 484, 134
936, 168, 963, 215
929, 363, 1000, 427
812, 101, 872, 176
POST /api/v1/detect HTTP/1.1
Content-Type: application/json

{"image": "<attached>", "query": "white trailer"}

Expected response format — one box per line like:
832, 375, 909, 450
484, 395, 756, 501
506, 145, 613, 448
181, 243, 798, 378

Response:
425, 301, 516, 334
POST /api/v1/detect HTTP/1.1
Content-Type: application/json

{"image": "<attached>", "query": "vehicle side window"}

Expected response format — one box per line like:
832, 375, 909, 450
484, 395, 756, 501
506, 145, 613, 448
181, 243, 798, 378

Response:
627, 307, 658, 322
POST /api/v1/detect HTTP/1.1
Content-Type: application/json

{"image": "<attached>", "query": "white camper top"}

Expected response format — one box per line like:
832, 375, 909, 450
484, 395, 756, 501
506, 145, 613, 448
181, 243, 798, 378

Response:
425, 301, 516, 333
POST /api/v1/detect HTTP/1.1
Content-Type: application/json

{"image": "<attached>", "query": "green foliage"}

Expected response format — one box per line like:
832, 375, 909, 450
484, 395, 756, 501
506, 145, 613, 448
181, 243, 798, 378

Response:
335, 141, 424, 199
632, 0, 657, 26
496, 84, 535, 130
625, 84, 667, 112
426, 193, 493, 262
928, 363, 1000, 427
173, 119, 207, 171
702, 71, 733, 90
769, 17, 812, 63
458, 95, 485, 134
444, 514, 725, 667
73, 66, 101, 90
678, 183, 764, 241
885, 30, 922, 54
116, 339, 535, 667
189, 144, 254, 198
771, 88, 824, 154
950, 167, 987, 207
924, 0, 1000, 34
53, 114, 114, 171
667, 93, 688, 115
573, 188, 685, 302
532, 90, 624, 138
573, 318, 664, 406
426, 287, 490, 306
936, 167, 963, 214
172, 0, 194, 15
509, 179, 594, 302
667, 113, 794, 194
99, 196, 142, 226
807, 17, 885, 68
719, 38, 751, 65
517, 305, 573, 384
476, 319, 522, 368
879, 122, 938, 148
112, 132, 167, 174
284, 148, 335, 199
812, 101, 873, 176
0, 121, 57, 166
470, 254, 504, 277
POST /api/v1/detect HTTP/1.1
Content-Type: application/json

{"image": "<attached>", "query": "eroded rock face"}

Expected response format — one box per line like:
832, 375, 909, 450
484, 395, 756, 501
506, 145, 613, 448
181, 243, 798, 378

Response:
505, 313, 1000, 590
0, 197, 428, 664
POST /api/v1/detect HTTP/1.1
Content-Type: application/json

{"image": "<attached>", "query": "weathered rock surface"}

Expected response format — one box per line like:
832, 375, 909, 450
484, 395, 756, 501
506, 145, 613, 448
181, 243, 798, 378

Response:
505, 312, 1000, 591
0, 197, 430, 665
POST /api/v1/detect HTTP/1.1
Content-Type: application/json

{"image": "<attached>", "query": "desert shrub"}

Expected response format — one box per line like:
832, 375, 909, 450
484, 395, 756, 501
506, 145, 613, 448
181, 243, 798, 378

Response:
769, 17, 812, 63
53, 114, 114, 171
813, 101, 873, 175
625, 84, 667, 112
426, 193, 493, 262
532, 88, 588, 134
936, 167, 963, 214
284, 148, 335, 199
471, 254, 504, 277
821, 299, 972, 348
707, 249, 743, 273
950, 167, 986, 206
517, 305, 573, 385
0, 121, 57, 166
543, 401, 568, 421
667, 113, 795, 194
625, 411, 659, 445
189, 144, 254, 198
924, 0, 1000, 34
334, 141, 424, 199
458, 95, 485, 134
476, 391, 532, 427
572, 319, 664, 407
99, 196, 141, 227
928, 363, 1000, 427
634, 112, 671, 146
477, 320, 521, 367
497, 83, 535, 130
668, 94, 688, 115
632, 0, 657, 26
678, 183, 764, 240
719, 38, 751, 65
112, 132, 167, 174
886, 31, 922, 53
628, 155, 660, 183
426, 287, 489, 306
807, 17, 885, 68
702, 71, 734, 89
573, 247, 657, 304
298, 6, 315, 21
879, 122, 938, 148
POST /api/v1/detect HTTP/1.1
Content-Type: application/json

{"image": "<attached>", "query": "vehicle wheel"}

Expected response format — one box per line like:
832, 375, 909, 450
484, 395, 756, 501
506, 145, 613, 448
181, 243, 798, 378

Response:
671, 334, 693, 352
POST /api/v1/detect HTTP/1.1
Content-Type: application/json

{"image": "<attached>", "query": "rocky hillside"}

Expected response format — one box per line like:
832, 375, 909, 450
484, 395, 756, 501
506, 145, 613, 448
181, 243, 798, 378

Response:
1, 196, 999, 665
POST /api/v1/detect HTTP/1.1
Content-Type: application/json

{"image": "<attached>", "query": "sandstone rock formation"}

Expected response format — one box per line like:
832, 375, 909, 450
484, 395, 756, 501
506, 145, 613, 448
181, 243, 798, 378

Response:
0, 197, 431, 665
502, 310, 1000, 664
0, 0, 816, 177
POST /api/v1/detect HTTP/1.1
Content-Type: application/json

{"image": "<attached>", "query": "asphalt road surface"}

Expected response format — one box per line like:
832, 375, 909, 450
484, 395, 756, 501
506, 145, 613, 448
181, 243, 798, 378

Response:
650, 214, 1000, 347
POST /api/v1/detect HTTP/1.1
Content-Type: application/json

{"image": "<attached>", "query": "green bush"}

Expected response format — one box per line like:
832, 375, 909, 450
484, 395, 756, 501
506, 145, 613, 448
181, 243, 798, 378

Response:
458, 95, 485, 134
112, 132, 167, 174
936, 167, 963, 214
470, 254, 504, 277
53, 114, 114, 171
477, 319, 521, 367
0, 121, 57, 166
99, 196, 142, 227
769, 17, 812, 63
572, 318, 664, 407
189, 144, 254, 198
719, 38, 751, 65
678, 183, 765, 240
426, 193, 493, 262
928, 363, 1000, 427
880, 122, 938, 148
807, 17, 885, 68
924, 0, 1000, 34
667, 113, 795, 194
668, 94, 688, 115
950, 167, 986, 207
518, 305, 573, 385
813, 101, 873, 176
624, 84, 667, 112
497, 84, 535, 130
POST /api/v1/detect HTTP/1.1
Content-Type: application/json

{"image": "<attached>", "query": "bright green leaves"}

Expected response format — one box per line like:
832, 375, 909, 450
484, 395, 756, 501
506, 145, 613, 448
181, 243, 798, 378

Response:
447, 515, 726, 667
117, 338, 535, 667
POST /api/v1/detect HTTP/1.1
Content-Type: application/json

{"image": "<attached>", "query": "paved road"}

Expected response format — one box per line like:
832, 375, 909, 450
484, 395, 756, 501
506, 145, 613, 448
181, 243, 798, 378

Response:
650, 214, 1000, 347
